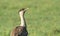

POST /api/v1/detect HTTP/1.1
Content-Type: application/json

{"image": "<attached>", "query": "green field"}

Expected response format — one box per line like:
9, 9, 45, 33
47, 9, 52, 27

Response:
0, 0, 60, 36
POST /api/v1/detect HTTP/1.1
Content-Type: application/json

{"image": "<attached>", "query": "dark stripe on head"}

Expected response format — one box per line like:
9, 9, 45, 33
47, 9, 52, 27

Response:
18, 8, 25, 13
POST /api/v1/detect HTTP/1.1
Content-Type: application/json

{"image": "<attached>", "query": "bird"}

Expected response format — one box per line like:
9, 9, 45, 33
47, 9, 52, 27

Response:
10, 8, 29, 36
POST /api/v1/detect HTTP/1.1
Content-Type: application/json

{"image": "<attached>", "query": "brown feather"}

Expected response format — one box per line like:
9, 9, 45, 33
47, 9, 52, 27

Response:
10, 26, 28, 36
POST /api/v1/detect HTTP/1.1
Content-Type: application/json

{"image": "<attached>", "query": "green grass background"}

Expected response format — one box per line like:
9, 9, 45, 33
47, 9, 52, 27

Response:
0, 0, 60, 36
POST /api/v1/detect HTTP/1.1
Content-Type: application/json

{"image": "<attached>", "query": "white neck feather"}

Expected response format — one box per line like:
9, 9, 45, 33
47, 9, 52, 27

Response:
19, 11, 26, 27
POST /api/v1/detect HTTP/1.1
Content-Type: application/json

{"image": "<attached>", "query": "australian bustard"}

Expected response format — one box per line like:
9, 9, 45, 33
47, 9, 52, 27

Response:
10, 8, 29, 36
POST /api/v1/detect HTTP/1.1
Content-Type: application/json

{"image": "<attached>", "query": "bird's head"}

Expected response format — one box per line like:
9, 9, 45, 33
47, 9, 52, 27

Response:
18, 8, 29, 15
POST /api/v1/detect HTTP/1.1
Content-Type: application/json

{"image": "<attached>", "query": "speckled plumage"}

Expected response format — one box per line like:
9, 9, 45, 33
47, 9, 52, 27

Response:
10, 26, 28, 36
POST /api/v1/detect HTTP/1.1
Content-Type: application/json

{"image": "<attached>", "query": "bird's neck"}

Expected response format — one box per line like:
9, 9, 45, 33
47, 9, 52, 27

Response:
19, 12, 26, 27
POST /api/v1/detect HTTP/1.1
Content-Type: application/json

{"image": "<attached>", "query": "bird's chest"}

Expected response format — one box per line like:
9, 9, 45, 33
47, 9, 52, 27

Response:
18, 30, 28, 36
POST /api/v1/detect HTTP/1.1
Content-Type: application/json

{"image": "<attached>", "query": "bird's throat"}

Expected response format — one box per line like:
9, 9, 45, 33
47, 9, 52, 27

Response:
19, 13, 26, 27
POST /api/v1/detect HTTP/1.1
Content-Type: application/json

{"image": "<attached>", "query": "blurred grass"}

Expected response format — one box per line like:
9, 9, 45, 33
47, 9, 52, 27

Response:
0, 0, 60, 36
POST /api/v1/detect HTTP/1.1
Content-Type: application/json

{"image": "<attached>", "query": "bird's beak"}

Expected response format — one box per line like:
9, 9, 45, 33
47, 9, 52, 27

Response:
25, 8, 29, 11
